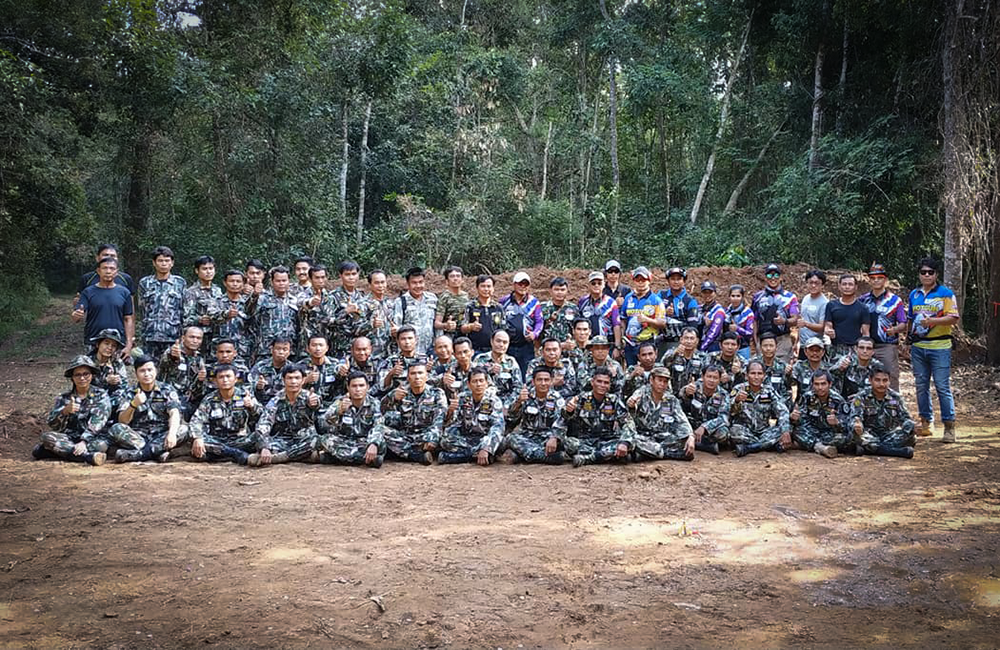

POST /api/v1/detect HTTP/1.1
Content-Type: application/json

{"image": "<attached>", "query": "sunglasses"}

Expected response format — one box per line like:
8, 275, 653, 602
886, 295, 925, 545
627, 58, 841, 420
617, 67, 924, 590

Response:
765, 272, 780, 279
72, 371, 93, 378
919, 269, 936, 276
589, 280, 603, 285
606, 269, 620, 273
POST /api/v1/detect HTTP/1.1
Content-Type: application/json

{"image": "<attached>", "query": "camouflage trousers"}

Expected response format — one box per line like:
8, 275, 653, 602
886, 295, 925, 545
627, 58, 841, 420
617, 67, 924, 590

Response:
729, 424, 784, 450
793, 424, 849, 452
198, 434, 256, 464
860, 422, 916, 453
438, 432, 500, 464
319, 434, 385, 465
383, 427, 434, 462
39, 431, 109, 460
109, 423, 191, 461
506, 431, 564, 463
633, 429, 690, 461
699, 425, 730, 445
565, 436, 632, 463
263, 430, 319, 463
142, 340, 173, 361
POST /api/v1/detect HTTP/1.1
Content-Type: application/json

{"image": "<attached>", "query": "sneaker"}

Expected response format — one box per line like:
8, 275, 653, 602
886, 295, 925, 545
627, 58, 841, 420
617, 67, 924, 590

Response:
89, 452, 107, 466
497, 450, 519, 465
916, 418, 932, 437
942, 422, 956, 444
813, 443, 838, 459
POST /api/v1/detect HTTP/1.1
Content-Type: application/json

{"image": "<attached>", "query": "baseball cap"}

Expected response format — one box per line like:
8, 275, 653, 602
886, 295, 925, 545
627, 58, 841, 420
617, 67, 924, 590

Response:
666, 266, 686, 279
587, 271, 604, 282
604, 259, 622, 272
512, 271, 530, 284
700, 280, 717, 293
586, 335, 611, 348
804, 338, 825, 349
632, 266, 651, 279
868, 263, 887, 277
765, 263, 781, 274
650, 366, 670, 379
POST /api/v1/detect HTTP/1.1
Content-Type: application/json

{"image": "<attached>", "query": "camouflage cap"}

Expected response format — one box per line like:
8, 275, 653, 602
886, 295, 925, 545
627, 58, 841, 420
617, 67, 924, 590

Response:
64, 354, 99, 378
586, 335, 611, 349
650, 366, 670, 379
90, 328, 125, 347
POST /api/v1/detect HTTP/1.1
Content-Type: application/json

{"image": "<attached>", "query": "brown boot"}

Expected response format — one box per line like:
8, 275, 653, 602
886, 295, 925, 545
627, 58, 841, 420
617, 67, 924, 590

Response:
916, 418, 932, 437
942, 421, 956, 443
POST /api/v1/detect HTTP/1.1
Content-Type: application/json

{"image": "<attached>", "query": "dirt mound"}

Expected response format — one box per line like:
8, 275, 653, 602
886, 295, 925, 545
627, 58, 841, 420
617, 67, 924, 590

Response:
0, 410, 43, 458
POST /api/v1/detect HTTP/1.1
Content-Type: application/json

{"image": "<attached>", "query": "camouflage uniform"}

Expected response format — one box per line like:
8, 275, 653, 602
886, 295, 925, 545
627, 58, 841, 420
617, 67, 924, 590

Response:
850, 388, 916, 453
90, 354, 129, 411
628, 386, 693, 461
622, 365, 656, 400
524, 358, 578, 400
331, 357, 380, 399
381, 387, 448, 461
109, 383, 190, 461
575, 357, 625, 397
436, 289, 470, 334
158, 349, 207, 418
245, 290, 299, 361
318, 395, 387, 465
254, 391, 321, 462
429, 360, 476, 401
182, 284, 225, 355
539, 301, 580, 347
137, 274, 187, 359
39, 387, 113, 460
563, 392, 636, 464
679, 380, 731, 445
659, 348, 708, 397
206, 358, 250, 385
472, 352, 523, 410
438, 390, 505, 463
565, 346, 589, 376
368, 296, 397, 361
329, 287, 375, 358
729, 383, 791, 451
837, 355, 886, 399
303, 356, 340, 405
188, 385, 259, 464
248, 359, 289, 406
708, 352, 745, 393
394, 291, 439, 356
296, 289, 337, 356
506, 390, 567, 463
376, 353, 430, 396
792, 389, 851, 452
751, 356, 794, 408
215, 293, 254, 360
790, 359, 838, 403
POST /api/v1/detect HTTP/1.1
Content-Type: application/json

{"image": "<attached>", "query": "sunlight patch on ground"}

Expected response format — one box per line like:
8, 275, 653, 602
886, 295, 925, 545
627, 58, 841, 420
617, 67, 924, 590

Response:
788, 568, 844, 583
260, 547, 333, 564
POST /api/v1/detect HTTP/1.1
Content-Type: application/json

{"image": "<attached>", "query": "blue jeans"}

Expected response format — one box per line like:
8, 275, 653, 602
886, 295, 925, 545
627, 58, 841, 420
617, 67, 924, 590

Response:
910, 346, 955, 423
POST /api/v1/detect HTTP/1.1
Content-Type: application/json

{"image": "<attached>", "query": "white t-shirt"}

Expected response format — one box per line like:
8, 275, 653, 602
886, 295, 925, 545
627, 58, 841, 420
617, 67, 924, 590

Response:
798, 293, 829, 345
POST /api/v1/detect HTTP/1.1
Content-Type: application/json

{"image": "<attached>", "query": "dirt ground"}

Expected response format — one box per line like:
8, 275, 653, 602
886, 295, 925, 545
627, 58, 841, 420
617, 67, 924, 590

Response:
1, 292, 999, 649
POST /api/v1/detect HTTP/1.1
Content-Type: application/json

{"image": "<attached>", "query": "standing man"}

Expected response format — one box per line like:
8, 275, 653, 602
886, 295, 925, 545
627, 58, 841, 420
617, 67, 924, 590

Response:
296, 264, 336, 356
77, 243, 135, 296
435, 265, 470, 342
329, 260, 374, 359
367, 269, 397, 362
859, 263, 908, 390
752, 263, 800, 363
539, 277, 579, 353
461, 274, 504, 354
182, 255, 224, 356
907, 258, 960, 442
289, 255, 314, 301
797, 270, 829, 359
602, 259, 632, 307
619, 266, 665, 366
500, 271, 543, 378
824, 274, 870, 359
394, 266, 439, 357
137, 246, 186, 360
579, 271, 622, 357
698, 281, 727, 353
72, 255, 134, 358
246, 265, 299, 362
657, 267, 701, 354
216, 269, 253, 361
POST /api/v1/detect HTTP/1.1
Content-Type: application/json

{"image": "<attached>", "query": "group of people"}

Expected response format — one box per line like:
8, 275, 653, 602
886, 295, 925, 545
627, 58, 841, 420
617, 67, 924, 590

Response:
36, 244, 960, 468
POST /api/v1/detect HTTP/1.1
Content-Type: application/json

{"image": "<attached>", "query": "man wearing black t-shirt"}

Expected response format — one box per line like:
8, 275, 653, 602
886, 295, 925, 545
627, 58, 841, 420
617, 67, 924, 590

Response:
76, 244, 135, 295
72, 256, 134, 358
824, 274, 870, 358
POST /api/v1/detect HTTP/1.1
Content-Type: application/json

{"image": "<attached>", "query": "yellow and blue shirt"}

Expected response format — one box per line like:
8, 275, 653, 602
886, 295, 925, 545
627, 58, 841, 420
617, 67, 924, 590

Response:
907, 284, 959, 350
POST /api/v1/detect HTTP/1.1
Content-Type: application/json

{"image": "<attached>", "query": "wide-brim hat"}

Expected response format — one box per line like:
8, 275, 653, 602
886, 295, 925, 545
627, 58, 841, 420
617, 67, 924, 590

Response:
65, 355, 99, 378
586, 335, 611, 349
90, 328, 125, 347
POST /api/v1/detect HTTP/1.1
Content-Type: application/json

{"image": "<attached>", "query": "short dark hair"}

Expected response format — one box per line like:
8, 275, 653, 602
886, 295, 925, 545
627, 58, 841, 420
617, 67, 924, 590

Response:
917, 257, 940, 273
246, 259, 266, 272
591, 367, 612, 380
307, 333, 328, 345
368, 268, 386, 282
96, 243, 118, 257
293, 255, 313, 267
309, 263, 327, 278
549, 276, 568, 288
338, 260, 360, 274
805, 269, 827, 283
453, 336, 473, 350
397, 324, 417, 337
271, 337, 292, 346
475, 274, 493, 287
134, 354, 157, 370
405, 266, 425, 281
224, 269, 245, 280
468, 367, 488, 381
811, 369, 834, 384
98, 256, 118, 268
572, 318, 591, 329
214, 363, 235, 377
638, 341, 656, 353
681, 326, 700, 338
872, 367, 891, 378
442, 265, 463, 278
857, 335, 874, 346
194, 255, 215, 269
532, 365, 553, 378
270, 265, 290, 279
406, 360, 429, 373
214, 337, 236, 349
839, 273, 855, 283
152, 246, 174, 260
346, 370, 369, 385
702, 364, 722, 377
746, 360, 765, 373
759, 332, 777, 342
281, 363, 305, 378
720, 331, 739, 342
541, 337, 561, 348
490, 329, 509, 341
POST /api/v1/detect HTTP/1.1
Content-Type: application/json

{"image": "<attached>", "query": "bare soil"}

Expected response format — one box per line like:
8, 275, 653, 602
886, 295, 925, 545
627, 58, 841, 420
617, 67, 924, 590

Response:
1, 290, 999, 649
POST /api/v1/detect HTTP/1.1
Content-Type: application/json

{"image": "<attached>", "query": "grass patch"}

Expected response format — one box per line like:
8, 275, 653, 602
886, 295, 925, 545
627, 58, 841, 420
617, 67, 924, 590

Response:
0, 283, 54, 357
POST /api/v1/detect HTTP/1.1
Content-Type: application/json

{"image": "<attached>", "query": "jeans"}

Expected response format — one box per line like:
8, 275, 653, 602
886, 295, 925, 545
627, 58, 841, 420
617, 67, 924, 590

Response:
910, 346, 955, 423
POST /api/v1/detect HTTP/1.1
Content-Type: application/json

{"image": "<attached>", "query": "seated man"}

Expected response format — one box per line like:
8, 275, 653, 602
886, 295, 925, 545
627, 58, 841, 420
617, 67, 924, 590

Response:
332, 336, 379, 398
627, 366, 694, 462
249, 337, 293, 406
565, 318, 592, 371
790, 369, 851, 458
35, 356, 111, 465
525, 337, 578, 399
472, 329, 523, 411
158, 325, 207, 418
849, 368, 916, 458
790, 337, 847, 404
837, 336, 885, 398
381, 362, 447, 464
622, 341, 659, 399
377, 325, 427, 396
708, 331, 745, 392
318, 371, 386, 467
659, 327, 707, 397
679, 364, 731, 454
88, 328, 129, 411
431, 335, 454, 374
575, 335, 625, 397
302, 334, 339, 405
505, 366, 568, 464
431, 336, 476, 401
249, 363, 322, 466
563, 367, 636, 467
205, 337, 250, 385
439, 367, 505, 465
189, 364, 259, 465
110, 355, 188, 463
730, 360, 792, 457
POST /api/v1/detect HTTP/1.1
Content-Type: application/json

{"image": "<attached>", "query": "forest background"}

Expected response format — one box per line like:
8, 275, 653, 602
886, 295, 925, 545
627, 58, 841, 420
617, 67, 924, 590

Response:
1, 0, 998, 357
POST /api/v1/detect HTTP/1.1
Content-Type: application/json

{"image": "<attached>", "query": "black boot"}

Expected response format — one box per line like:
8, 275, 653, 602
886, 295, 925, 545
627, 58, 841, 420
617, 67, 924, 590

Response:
410, 450, 434, 465
544, 451, 566, 465
733, 442, 764, 458
874, 445, 914, 459
695, 441, 719, 455
438, 451, 472, 464
221, 445, 250, 465
368, 454, 384, 468
32, 444, 56, 460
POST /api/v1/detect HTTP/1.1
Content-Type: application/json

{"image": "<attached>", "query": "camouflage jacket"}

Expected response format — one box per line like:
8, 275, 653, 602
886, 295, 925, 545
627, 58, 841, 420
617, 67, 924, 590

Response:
622, 364, 657, 399
138, 274, 187, 343
708, 351, 746, 393
436, 290, 470, 331
296, 288, 337, 352
837, 355, 886, 399
158, 349, 206, 402
321, 394, 386, 447
255, 391, 320, 448
575, 357, 626, 397
331, 357, 380, 399
507, 389, 567, 439
381, 386, 448, 444
729, 382, 791, 433
539, 301, 581, 346
248, 358, 289, 405
790, 359, 843, 401
471, 352, 523, 408
524, 357, 578, 399
679, 380, 731, 435
189, 385, 258, 441
750, 355, 793, 405
303, 356, 340, 404
117, 382, 182, 434
443, 390, 505, 450
367, 295, 397, 361
329, 287, 375, 355
215, 293, 254, 360
393, 291, 439, 356
849, 387, 913, 433
376, 353, 430, 394
47, 387, 112, 441
246, 290, 299, 358
794, 389, 850, 435
182, 284, 225, 335
659, 348, 708, 397
206, 358, 250, 385
565, 391, 636, 444
628, 385, 693, 440
429, 360, 476, 400
90, 354, 129, 409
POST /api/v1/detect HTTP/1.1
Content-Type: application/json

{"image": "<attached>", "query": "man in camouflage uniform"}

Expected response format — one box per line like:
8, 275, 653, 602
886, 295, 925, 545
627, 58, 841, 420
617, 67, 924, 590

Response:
575, 335, 625, 398
730, 360, 792, 457
328, 260, 375, 359
88, 329, 129, 411
332, 336, 379, 398
110, 355, 189, 463
301, 334, 339, 405
182, 255, 225, 355
439, 367, 505, 465
563, 367, 636, 467
245, 265, 298, 362
627, 366, 694, 461
791, 337, 848, 403
431, 336, 476, 402
623, 341, 659, 399
137, 245, 186, 360
435, 265, 470, 342
205, 338, 250, 386
837, 336, 885, 398
525, 338, 578, 399
366, 269, 397, 361
381, 363, 447, 464
708, 331, 745, 392
472, 329, 523, 411
539, 277, 579, 352
158, 326, 208, 418
215, 269, 254, 361
505, 366, 568, 464
751, 333, 793, 409
849, 368, 916, 458
34, 356, 111, 465
318, 371, 387, 467
377, 325, 428, 397
431, 335, 454, 374
249, 364, 323, 466
791, 369, 852, 458
188, 364, 260, 465
296, 264, 337, 357
289, 255, 314, 302
249, 337, 293, 406
394, 267, 438, 356
660, 327, 708, 398
565, 318, 592, 372
679, 364, 731, 454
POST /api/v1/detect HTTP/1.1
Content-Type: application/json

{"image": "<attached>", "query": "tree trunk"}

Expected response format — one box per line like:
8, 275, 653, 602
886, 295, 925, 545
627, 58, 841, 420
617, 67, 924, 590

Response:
541, 120, 552, 200
723, 118, 786, 215
598, 0, 620, 196
656, 109, 671, 214
212, 113, 236, 227
689, 12, 752, 225
808, 29, 827, 170
356, 99, 372, 248
835, 22, 848, 133
124, 126, 152, 283
941, 0, 966, 313
340, 103, 350, 222
988, 203, 1000, 364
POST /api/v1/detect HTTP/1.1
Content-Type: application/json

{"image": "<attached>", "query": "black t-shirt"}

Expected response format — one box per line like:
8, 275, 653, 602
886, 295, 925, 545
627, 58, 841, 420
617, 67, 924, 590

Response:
78, 270, 135, 295
78, 284, 134, 344
824, 299, 869, 346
